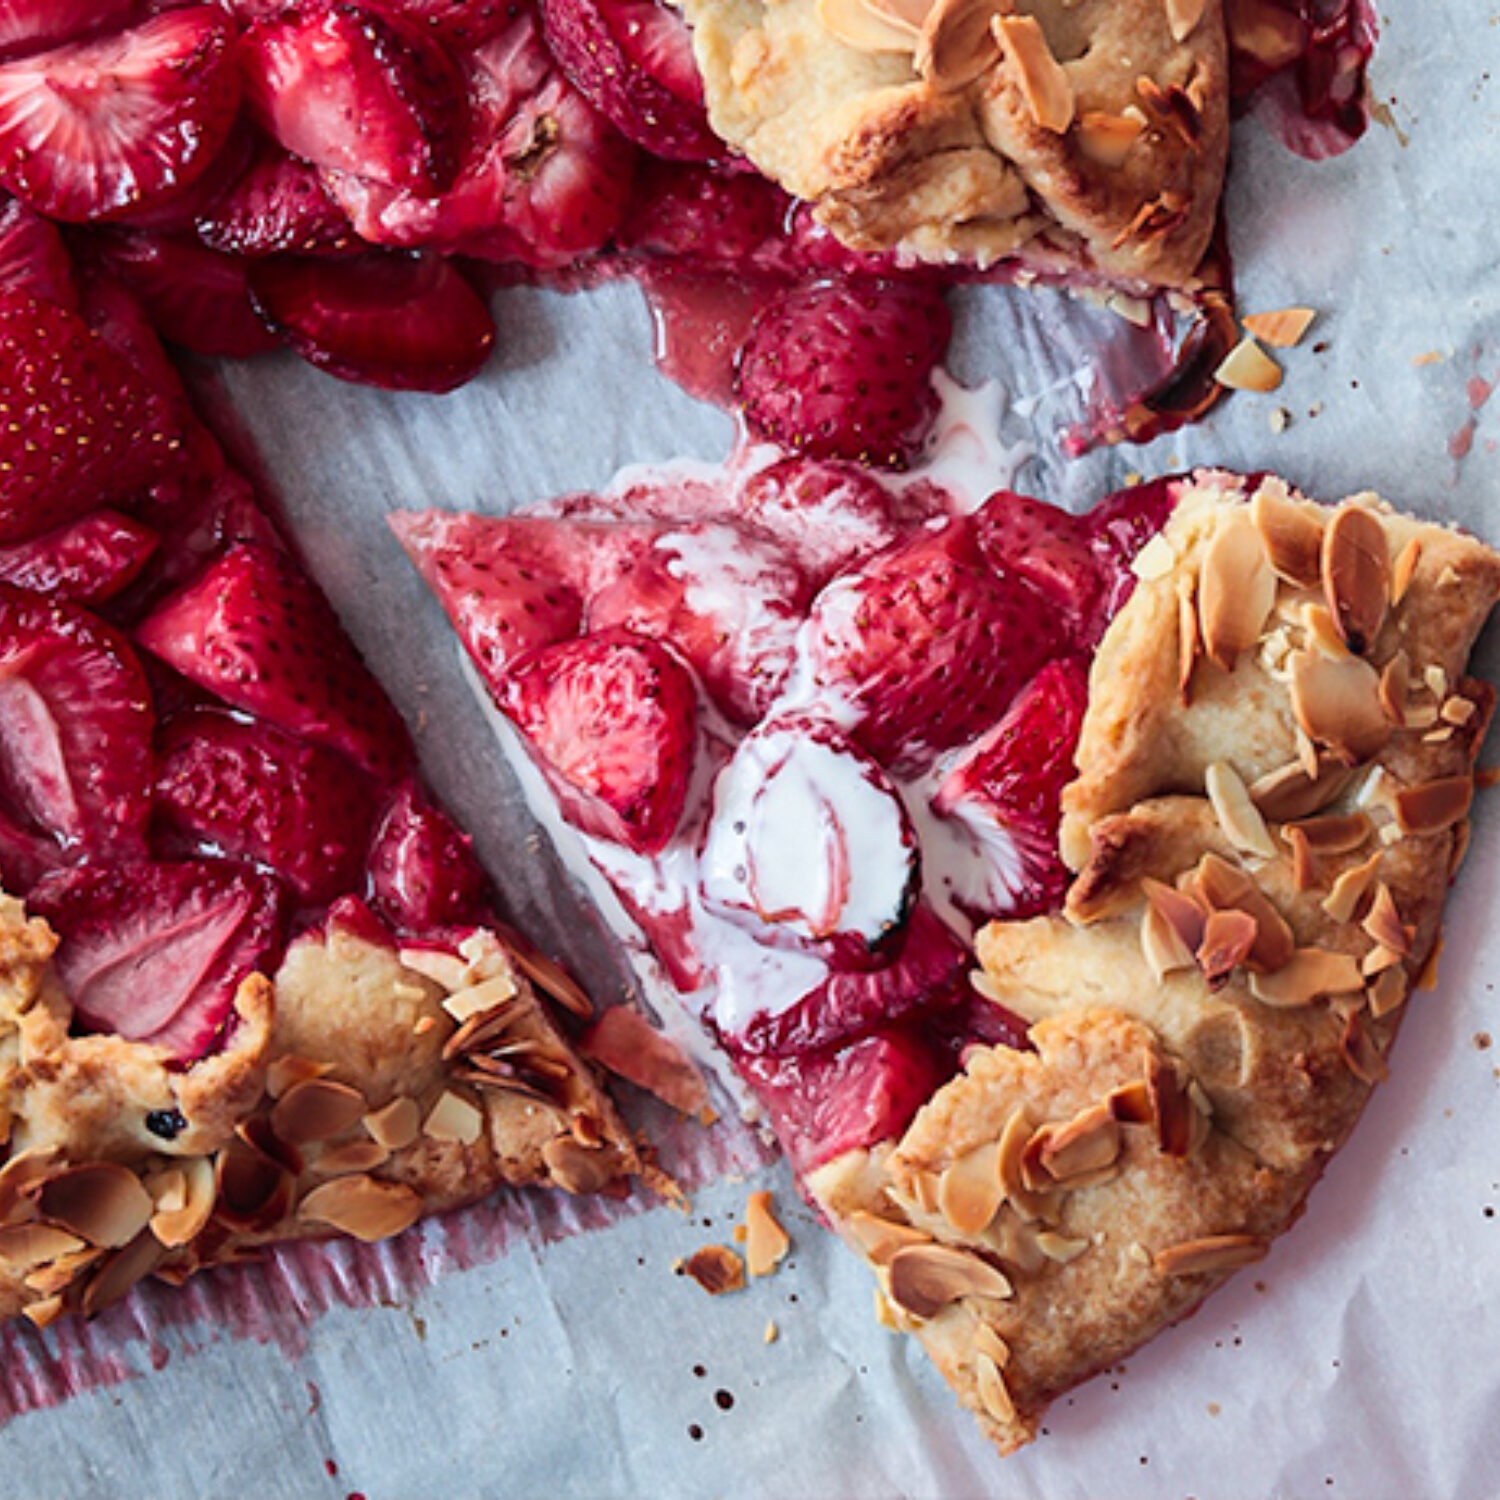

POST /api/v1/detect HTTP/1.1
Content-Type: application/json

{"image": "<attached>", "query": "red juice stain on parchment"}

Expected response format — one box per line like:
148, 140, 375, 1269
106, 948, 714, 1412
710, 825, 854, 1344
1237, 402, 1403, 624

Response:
1448, 365, 1495, 462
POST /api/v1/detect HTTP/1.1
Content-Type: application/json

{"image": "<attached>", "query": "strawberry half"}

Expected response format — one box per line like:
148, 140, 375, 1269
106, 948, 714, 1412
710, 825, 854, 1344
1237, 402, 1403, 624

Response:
500, 628, 697, 855
0, 585, 154, 889
734, 277, 952, 468
0, 193, 77, 306
0, 288, 183, 543
154, 708, 379, 907
804, 516, 1061, 774
248, 249, 496, 392
0, 7, 241, 223
134, 541, 414, 784
0, 1, 141, 61
29, 859, 285, 1061
0, 509, 158, 606
974, 489, 1105, 645
366, 779, 489, 933
193, 135, 354, 258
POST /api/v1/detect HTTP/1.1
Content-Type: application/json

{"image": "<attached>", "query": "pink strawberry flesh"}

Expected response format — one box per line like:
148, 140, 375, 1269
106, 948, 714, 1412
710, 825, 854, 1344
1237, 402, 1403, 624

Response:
730, 1027, 948, 1173
1087, 473, 1183, 619
241, 3, 466, 194
133, 541, 414, 784
366, 779, 490, 933
0, 509, 157, 606
194, 135, 355, 259
248, 250, 496, 393
734, 277, 952, 469
0, 288, 183, 543
931, 655, 1091, 922
805, 515, 1062, 774
539, 0, 718, 160
500, 628, 697, 856
617, 160, 793, 269
359, 0, 513, 48
0, 7, 242, 223
973, 489, 1105, 644
29, 859, 285, 1061
0, 193, 77, 307
0, 584, 153, 889
0, 1, 142, 61
154, 708, 378, 907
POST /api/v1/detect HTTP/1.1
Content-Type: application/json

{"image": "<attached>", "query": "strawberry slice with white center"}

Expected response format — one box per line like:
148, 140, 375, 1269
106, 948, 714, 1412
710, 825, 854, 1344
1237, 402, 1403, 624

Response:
0, 584, 153, 890
930, 655, 1091, 922
29, 860, 285, 1061
701, 712, 918, 965
500, 627, 697, 856
0, 7, 241, 223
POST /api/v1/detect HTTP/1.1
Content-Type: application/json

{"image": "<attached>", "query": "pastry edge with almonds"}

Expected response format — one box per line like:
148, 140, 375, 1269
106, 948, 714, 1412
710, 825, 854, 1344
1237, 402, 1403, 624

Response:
681, 0, 1228, 285
0, 905, 638, 1329
806, 471, 1500, 1453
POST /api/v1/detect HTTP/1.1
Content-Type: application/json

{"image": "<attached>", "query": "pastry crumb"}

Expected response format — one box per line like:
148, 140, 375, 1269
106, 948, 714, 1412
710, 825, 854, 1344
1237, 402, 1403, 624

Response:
764, 1319, 779, 1344
680, 1245, 746, 1295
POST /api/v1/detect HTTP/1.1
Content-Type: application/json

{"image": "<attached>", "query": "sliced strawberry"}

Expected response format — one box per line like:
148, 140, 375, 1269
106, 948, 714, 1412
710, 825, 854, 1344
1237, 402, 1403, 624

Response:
240, 3, 467, 194
0, 288, 184, 543
500, 628, 697, 855
0, 7, 241, 223
133, 541, 414, 784
734, 277, 952, 469
931, 656, 1090, 922
248, 249, 497, 392
973, 489, 1105, 644
730, 1027, 947, 1173
0, 193, 77, 306
804, 516, 1060, 774
0, 1, 141, 61
29, 859, 286, 1061
194, 135, 354, 258
366, 779, 489, 932
360, 0, 514, 47
0, 509, 158, 606
700, 712, 919, 964
154, 708, 378, 907
539, 0, 718, 160
0, 585, 153, 888
617, 160, 794, 268
84, 230, 282, 358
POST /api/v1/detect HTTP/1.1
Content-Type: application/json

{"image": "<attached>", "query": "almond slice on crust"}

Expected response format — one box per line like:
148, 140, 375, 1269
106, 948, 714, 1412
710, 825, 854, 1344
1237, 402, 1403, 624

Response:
818, 0, 924, 51
1289, 650, 1391, 764
1248, 947, 1364, 1008
989, 14, 1074, 131
1322, 504, 1390, 656
887, 1242, 1013, 1319
1153, 1233, 1268, 1276
297, 1175, 423, 1243
1252, 483, 1324, 589
1198, 510, 1276, 670
35, 1164, 154, 1250
914, 0, 1003, 89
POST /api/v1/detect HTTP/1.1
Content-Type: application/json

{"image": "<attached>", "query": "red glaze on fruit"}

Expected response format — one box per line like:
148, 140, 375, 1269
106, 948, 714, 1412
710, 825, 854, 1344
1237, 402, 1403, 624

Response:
194, 135, 356, 258
974, 490, 1105, 644
0, 0, 142, 61
0, 510, 158, 606
366, 779, 489, 932
0, 193, 77, 306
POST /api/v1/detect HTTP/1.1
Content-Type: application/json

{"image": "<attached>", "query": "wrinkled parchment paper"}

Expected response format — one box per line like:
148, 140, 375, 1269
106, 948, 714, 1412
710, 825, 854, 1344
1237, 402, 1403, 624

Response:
7, 8, 1500, 1496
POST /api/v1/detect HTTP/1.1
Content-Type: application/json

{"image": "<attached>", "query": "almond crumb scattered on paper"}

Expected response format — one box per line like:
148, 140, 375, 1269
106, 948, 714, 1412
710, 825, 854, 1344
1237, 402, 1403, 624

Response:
1243, 307, 1316, 348
1268, 406, 1290, 434
744, 1190, 791, 1278
1214, 337, 1282, 393
764, 1320, 779, 1344
680, 1245, 746, 1296
1412, 350, 1446, 367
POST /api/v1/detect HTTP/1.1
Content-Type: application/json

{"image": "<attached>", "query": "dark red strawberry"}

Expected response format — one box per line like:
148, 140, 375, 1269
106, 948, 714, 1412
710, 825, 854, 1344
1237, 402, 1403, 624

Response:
85, 230, 282, 358
539, 0, 718, 160
0, 193, 77, 306
730, 1027, 947, 1172
133, 541, 414, 783
926, 970, 1031, 1064
974, 489, 1105, 644
734, 278, 952, 468
29, 859, 285, 1061
154, 708, 378, 906
0, 585, 154, 889
931, 655, 1090, 921
366, 779, 489, 932
0, 509, 158, 605
1087, 472, 1182, 619
617, 160, 793, 268
390, 509, 583, 695
240, 3, 467, 194
73, 267, 192, 417
0, 1, 141, 61
0, 289, 184, 543
804, 516, 1060, 773
248, 250, 497, 392
500, 628, 697, 855
360, 0, 513, 47
0, 7, 241, 223
194, 135, 355, 258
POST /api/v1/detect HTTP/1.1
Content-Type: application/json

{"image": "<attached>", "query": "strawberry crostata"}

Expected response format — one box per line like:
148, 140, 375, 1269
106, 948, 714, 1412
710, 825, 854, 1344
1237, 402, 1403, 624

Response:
398, 448, 1500, 1452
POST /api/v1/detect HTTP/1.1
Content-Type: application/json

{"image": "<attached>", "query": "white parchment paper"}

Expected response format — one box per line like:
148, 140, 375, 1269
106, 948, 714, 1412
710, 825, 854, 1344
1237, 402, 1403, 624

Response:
7, 7, 1500, 1496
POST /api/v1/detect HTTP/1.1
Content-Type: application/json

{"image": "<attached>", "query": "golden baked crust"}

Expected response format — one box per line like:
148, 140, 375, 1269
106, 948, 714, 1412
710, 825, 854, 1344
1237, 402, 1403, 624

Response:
806, 471, 1500, 1452
0, 900, 637, 1328
681, 0, 1228, 283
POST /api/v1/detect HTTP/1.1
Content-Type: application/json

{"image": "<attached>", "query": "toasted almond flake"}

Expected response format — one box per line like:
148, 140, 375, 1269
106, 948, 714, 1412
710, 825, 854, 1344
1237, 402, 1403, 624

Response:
298, 1175, 422, 1243
1395, 775, 1474, 834
1034, 1230, 1090, 1264
1107, 1079, 1152, 1125
1425, 663, 1449, 698
1339, 1008, 1389, 1085
20, 1294, 63, 1330
764, 1319, 779, 1344
1141, 900, 1196, 979
413, 1016, 438, 1037
1249, 757, 1354, 822
1292, 810, 1373, 853
1153, 1233, 1268, 1276
1294, 722, 1321, 780
1404, 700, 1440, 730
1196, 908, 1258, 986
1243, 307, 1316, 348
266, 1054, 333, 1100
974, 1351, 1017, 1424
1442, 695, 1478, 726
682, 1244, 746, 1295
745, 1190, 791, 1277
1177, 576, 1200, 699
1422, 725, 1455, 743
1319, 850, 1383, 923
974, 1321, 1011, 1368
397, 947, 470, 991
1132, 532, 1177, 581
1141, 877, 1208, 958
1249, 947, 1364, 1007
147, 1168, 187, 1215
0, 1146, 62, 1222
996, 1108, 1053, 1223
1037, 1103, 1121, 1183
1198, 511, 1276, 670
148, 1156, 215, 1249
1151, 1055, 1198, 1156
816, 0, 922, 48
1188, 854, 1294, 973
1361, 944, 1402, 977
1077, 108, 1146, 165
1285, 825, 1321, 894
271, 1077, 367, 1147
1251, 484, 1324, 588
215, 1135, 291, 1226
80, 1230, 166, 1318
36, 1164, 154, 1250
0, 1223, 87, 1270
1391, 537, 1422, 605
1289, 650, 1390, 763
990, 14, 1073, 129
1205, 761, 1278, 859
1362, 883, 1412, 956
845, 1211, 932, 1266
1378, 650, 1410, 724
937, 1141, 1005, 1236
441, 972, 519, 1025
315, 1139, 392, 1176
364, 1096, 422, 1151
423, 1090, 483, 1146
542, 1134, 616, 1195
1302, 602, 1351, 659
887, 1243, 1013, 1319
1322, 505, 1390, 655
1215, 337, 1283, 393
23, 1244, 102, 1296
1367, 966, 1407, 1018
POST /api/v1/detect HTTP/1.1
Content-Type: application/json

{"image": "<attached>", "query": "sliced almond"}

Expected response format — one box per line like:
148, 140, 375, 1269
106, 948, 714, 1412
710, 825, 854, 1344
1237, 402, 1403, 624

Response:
1141, 876, 1208, 957
887, 1243, 1013, 1319
1319, 850, 1383, 923
1162, 0, 1209, 41
1243, 307, 1316, 348
314, 1139, 392, 1176
1188, 854, 1295, 973
682, 1244, 746, 1296
1322, 504, 1390, 655
974, 1351, 1017, 1425
1362, 882, 1413, 956
1153, 1233, 1268, 1276
1148, 1054, 1197, 1157
1367, 966, 1407, 1019
1141, 899, 1197, 980
1132, 531, 1177, 582
973, 1320, 1011, 1368
266, 1054, 333, 1100
912, 0, 999, 84
1292, 810, 1373, 853
1378, 650, 1410, 724
0, 1223, 87, 1271
1442, 695, 1478, 727
542, 1134, 616, 1196
215, 1133, 292, 1227
148, 1156, 215, 1249
36, 1163, 153, 1250
423, 1090, 483, 1146
1391, 537, 1422, 606
1394, 775, 1473, 834
938, 1141, 1005, 1237
271, 1077, 367, 1147
297, 1175, 423, 1243
441, 971, 519, 1026
1288, 650, 1391, 763
1248, 947, 1364, 1007
1251, 483, 1324, 588
817, 0, 922, 49
20, 1294, 64, 1330
364, 1096, 422, 1152
1362, 943, 1403, 977
80, 1230, 166, 1318
0, 1145, 63, 1223
1302, 601, 1352, 660
1033, 1229, 1091, 1264
845, 1211, 932, 1266
989, 14, 1073, 130
1205, 761, 1278, 859
1196, 907, 1258, 986
1284, 824, 1316, 892
1249, 757, 1355, 822
1214, 337, 1283, 393
505, 938, 592, 1020
996, 1107, 1053, 1223
1198, 511, 1276, 670
1339, 1008, 1389, 1085
1177, 575, 1201, 700
744, 1190, 791, 1277
1076, 108, 1146, 166
1036, 1103, 1121, 1183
